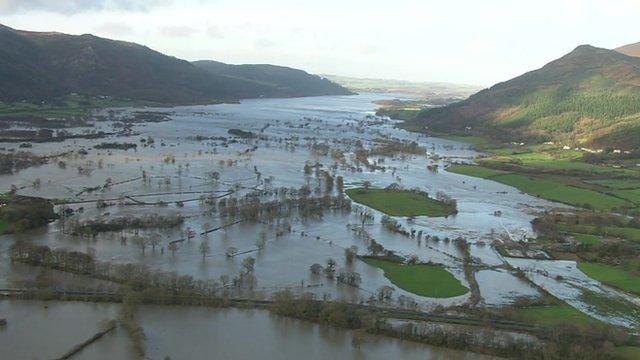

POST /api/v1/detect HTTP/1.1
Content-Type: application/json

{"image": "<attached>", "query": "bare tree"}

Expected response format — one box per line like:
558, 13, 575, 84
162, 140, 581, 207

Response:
199, 240, 210, 260
149, 233, 161, 252
168, 242, 178, 256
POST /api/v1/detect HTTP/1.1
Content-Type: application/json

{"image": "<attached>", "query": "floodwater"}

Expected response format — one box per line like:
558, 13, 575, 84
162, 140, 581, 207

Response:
0, 92, 638, 340
0, 300, 498, 360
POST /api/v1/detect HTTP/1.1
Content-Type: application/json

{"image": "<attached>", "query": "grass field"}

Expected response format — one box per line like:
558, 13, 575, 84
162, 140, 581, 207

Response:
447, 165, 631, 211
614, 346, 640, 360
345, 188, 456, 217
590, 179, 640, 190
491, 174, 630, 211
0, 218, 7, 234
611, 189, 640, 204
362, 257, 468, 298
578, 262, 640, 295
571, 233, 602, 246
557, 223, 640, 243
516, 304, 597, 326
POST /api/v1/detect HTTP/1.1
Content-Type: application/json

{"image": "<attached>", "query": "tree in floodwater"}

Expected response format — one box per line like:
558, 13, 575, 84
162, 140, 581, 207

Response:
255, 230, 267, 250
199, 240, 210, 261
132, 235, 148, 255
241, 256, 255, 274
149, 233, 161, 252
344, 245, 358, 265
225, 247, 238, 258
324, 258, 337, 279
377, 285, 395, 301
309, 263, 323, 275
168, 242, 178, 256
336, 176, 344, 193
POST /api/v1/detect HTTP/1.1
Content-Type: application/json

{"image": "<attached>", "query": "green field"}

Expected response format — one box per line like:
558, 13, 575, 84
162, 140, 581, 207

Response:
516, 304, 597, 326
492, 174, 630, 211
578, 262, 640, 295
345, 188, 456, 217
615, 346, 640, 360
557, 223, 640, 243
362, 257, 468, 298
611, 189, 640, 204
571, 233, 602, 246
0, 218, 7, 234
447, 165, 632, 211
590, 179, 640, 190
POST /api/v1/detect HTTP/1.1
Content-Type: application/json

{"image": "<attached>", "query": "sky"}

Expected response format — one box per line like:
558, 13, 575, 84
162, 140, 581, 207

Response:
1, 0, 639, 86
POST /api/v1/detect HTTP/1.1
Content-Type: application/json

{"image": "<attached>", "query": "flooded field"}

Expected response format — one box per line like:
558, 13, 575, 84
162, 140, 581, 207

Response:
1, 93, 639, 357
0, 300, 497, 360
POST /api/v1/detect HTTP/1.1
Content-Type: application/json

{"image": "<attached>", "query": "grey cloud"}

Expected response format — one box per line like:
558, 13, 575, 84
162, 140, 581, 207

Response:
93, 21, 134, 37
158, 25, 198, 37
254, 38, 275, 49
0, 0, 169, 14
205, 25, 224, 39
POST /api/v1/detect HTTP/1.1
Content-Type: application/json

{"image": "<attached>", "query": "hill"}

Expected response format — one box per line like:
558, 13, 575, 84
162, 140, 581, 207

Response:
194, 61, 353, 98
0, 24, 351, 104
616, 42, 640, 58
409, 45, 640, 148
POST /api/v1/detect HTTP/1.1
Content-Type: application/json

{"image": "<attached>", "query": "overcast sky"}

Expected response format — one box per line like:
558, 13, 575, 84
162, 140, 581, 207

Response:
2, 0, 639, 86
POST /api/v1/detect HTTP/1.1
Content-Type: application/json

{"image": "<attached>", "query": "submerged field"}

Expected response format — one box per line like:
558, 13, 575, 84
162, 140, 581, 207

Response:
447, 164, 634, 211
345, 188, 456, 217
2, 93, 640, 357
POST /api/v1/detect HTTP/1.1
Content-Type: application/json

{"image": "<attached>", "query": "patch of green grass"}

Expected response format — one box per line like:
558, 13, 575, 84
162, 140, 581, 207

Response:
490, 173, 630, 211
557, 223, 640, 243
614, 346, 640, 360
362, 257, 468, 298
578, 262, 640, 295
589, 179, 640, 190
516, 304, 597, 326
445, 164, 508, 178
345, 188, 456, 217
571, 233, 602, 246
0, 218, 7, 234
611, 189, 640, 205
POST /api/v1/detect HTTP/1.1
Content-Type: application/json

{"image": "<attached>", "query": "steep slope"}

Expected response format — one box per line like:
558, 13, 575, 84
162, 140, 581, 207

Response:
412, 45, 640, 148
0, 24, 351, 104
193, 61, 353, 97
616, 42, 640, 57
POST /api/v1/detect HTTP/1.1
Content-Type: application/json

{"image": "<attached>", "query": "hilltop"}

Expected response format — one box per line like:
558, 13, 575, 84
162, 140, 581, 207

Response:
193, 61, 352, 98
616, 42, 640, 57
407, 45, 640, 148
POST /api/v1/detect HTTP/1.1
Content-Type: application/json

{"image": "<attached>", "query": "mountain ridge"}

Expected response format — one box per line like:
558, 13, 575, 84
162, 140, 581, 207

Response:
0, 24, 352, 104
616, 42, 640, 58
409, 45, 640, 148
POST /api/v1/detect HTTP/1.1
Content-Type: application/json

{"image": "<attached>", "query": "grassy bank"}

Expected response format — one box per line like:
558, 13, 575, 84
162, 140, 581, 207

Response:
578, 262, 640, 295
362, 257, 468, 298
345, 188, 456, 217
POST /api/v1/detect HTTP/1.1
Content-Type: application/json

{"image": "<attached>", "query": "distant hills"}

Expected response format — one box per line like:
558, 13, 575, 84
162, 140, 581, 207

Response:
616, 42, 640, 58
410, 45, 640, 148
322, 74, 480, 99
0, 24, 351, 104
193, 61, 351, 98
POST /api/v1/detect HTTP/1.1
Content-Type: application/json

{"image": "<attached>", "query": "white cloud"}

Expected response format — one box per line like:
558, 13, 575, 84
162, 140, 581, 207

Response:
0, 0, 169, 14
158, 25, 198, 37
